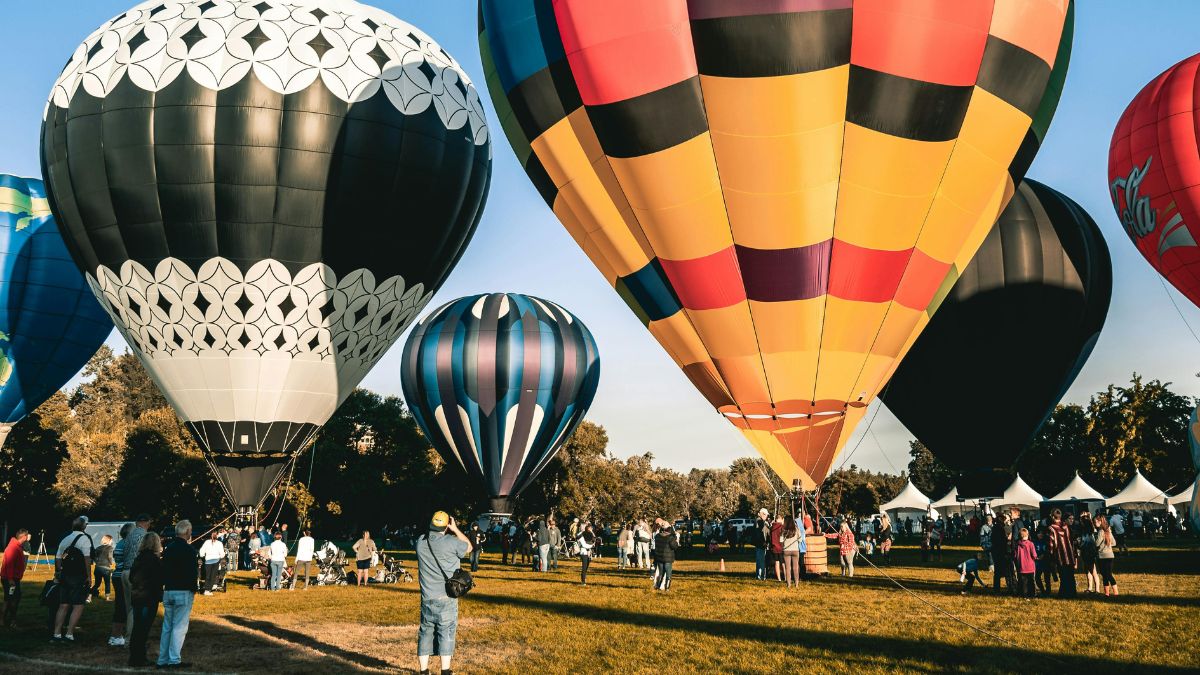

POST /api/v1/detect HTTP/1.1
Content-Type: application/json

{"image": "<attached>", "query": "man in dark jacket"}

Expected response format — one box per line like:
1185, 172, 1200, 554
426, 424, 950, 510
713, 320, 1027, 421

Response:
753, 508, 770, 580
158, 520, 197, 669
652, 523, 680, 591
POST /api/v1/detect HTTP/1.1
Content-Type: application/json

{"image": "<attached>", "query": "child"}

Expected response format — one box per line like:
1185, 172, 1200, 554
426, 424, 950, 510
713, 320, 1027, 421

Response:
957, 553, 983, 594
921, 528, 931, 562
1034, 530, 1052, 595
862, 533, 875, 560
1013, 527, 1037, 600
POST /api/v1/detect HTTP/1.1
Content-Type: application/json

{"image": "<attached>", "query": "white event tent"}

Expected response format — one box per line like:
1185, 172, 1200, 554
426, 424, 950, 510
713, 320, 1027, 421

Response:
1168, 480, 1193, 507
879, 480, 936, 520
991, 474, 1044, 511
1048, 472, 1107, 502
930, 487, 984, 516
1107, 469, 1170, 510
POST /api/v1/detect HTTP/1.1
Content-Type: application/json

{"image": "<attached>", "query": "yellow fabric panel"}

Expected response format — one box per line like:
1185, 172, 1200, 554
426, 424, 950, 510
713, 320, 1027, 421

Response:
868, 303, 924, 361
835, 125, 955, 251
700, 70, 847, 250
812, 298, 889, 404
686, 304, 760, 359
590, 154, 657, 262
531, 112, 651, 279
648, 312, 712, 368
712, 355, 772, 406
553, 200, 619, 285
758, 351, 818, 403
917, 89, 1030, 262
748, 298, 824, 353
607, 133, 731, 260
805, 405, 866, 482
741, 428, 816, 490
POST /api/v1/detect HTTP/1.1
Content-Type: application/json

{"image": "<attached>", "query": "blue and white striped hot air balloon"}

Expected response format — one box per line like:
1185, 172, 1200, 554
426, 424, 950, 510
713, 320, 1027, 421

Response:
401, 293, 600, 514
0, 174, 113, 446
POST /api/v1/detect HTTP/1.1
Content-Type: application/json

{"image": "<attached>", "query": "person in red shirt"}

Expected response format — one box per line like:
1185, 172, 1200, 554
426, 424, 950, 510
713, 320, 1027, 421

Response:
1047, 509, 1078, 598
2, 529, 31, 628
769, 515, 784, 582
1012, 527, 1038, 600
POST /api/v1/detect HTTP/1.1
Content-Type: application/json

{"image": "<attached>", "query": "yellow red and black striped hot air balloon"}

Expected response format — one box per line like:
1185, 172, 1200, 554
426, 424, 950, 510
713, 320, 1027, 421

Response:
479, 0, 1073, 489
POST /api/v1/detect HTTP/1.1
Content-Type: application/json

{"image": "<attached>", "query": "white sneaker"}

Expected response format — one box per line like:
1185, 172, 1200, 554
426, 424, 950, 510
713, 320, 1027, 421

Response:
203, 591, 213, 596
109, 636, 126, 647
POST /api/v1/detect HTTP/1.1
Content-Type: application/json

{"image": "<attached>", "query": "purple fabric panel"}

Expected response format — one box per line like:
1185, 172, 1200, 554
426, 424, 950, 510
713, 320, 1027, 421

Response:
736, 241, 832, 302
687, 0, 852, 20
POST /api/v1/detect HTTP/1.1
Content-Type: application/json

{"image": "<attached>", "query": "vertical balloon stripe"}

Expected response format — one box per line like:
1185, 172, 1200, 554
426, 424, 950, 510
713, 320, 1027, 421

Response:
402, 293, 599, 502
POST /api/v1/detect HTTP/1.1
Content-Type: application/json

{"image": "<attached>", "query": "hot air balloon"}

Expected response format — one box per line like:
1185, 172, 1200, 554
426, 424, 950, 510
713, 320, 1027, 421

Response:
882, 180, 1111, 497
40, 0, 491, 511
0, 174, 113, 447
478, 0, 1074, 488
1190, 409, 1200, 531
1109, 52, 1200, 307
401, 293, 600, 515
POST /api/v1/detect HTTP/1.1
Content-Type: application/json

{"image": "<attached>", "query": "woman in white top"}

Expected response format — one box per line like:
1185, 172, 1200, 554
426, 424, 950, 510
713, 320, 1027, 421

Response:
577, 525, 596, 585
293, 530, 316, 590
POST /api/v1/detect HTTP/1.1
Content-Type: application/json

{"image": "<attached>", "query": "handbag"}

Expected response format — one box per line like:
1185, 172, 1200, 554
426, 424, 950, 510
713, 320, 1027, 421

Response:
40, 579, 61, 607
426, 536, 474, 598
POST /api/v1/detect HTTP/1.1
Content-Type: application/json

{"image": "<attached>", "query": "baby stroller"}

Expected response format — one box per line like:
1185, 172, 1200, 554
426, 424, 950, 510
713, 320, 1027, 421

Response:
313, 540, 349, 586
371, 553, 413, 584
250, 549, 294, 590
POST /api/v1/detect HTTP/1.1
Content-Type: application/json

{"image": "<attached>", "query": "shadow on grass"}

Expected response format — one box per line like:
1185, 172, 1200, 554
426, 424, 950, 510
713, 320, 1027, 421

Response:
220, 615, 393, 671
466, 591, 1192, 675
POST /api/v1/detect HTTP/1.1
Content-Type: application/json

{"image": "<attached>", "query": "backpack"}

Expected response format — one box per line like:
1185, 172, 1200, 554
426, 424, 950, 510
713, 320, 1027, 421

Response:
61, 533, 90, 579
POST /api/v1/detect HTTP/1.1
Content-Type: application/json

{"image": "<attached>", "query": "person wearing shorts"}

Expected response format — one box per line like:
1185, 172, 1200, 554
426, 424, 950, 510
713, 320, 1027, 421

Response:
352, 532, 377, 587
53, 516, 94, 642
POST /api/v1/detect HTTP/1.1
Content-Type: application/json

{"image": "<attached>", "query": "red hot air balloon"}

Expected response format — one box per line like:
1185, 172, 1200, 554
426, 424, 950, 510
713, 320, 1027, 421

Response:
1109, 53, 1200, 306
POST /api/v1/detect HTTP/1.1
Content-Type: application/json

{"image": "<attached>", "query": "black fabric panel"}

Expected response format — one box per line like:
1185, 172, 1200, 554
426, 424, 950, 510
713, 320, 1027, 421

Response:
882, 179, 1112, 475
524, 153, 557, 206
215, 462, 287, 508
1008, 127, 1040, 187
185, 420, 318, 457
846, 65, 973, 142
586, 77, 709, 158
976, 35, 1051, 119
41, 71, 491, 289
507, 59, 582, 143
690, 10, 852, 77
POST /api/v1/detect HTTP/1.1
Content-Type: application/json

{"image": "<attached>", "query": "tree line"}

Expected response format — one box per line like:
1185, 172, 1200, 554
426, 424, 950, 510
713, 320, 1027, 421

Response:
0, 348, 1194, 540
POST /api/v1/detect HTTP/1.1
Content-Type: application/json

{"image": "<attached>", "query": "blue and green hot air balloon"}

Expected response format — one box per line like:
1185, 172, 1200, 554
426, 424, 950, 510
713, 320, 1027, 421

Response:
0, 174, 113, 447
401, 293, 600, 514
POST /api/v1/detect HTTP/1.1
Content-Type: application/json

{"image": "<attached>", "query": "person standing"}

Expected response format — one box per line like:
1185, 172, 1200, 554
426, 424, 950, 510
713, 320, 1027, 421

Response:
979, 515, 994, 572
652, 523, 679, 591
1095, 515, 1119, 597
118, 515, 150, 642
108, 523, 132, 647
877, 514, 893, 565
832, 521, 856, 577
1, 528, 29, 629
238, 527, 252, 570
752, 509, 770, 580
991, 514, 1013, 594
352, 531, 377, 587
780, 515, 803, 588
616, 524, 631, 570
1012, 528, 1037, 600
467, 524, 485, 573
535, 518, 551, 572
127, 533, 163, 668
1047, 509, 1077, 598
769, 515, 784, 581
158, 520, 197, 669
224, 528, 239, 577
293, 530, 315, 589
1109, 509, 1127, 554
269, 532, 288, 591
53, 516, 94, 642
91, 534, 115, 600
199, 531, 224, 595
547, 518, 561, 571
416, 511, 471, 675
1078, 514, 1100, 594
634, 520, 651, 569
577, 525, 596, 585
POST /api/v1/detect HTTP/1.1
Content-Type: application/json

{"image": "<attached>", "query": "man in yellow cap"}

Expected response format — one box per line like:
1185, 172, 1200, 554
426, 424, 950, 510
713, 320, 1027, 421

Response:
416, 511, 471, 675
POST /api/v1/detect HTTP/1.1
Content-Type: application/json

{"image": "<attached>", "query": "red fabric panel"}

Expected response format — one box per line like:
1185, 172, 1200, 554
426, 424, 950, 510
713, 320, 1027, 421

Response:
659, 247, 747, 310
827, 241, 911, 303
894, 249, 953, 310
554, 0, 697, 105
850, 0, 993, 86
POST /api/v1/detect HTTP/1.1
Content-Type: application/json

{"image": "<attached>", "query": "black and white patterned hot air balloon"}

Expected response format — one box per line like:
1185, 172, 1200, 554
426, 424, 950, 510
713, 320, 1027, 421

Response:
40, 0, 491, 509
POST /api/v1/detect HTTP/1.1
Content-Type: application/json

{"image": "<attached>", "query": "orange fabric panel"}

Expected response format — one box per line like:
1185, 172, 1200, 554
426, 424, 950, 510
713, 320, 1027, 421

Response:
851, 0, 993, 86
989, 0, 1070, 67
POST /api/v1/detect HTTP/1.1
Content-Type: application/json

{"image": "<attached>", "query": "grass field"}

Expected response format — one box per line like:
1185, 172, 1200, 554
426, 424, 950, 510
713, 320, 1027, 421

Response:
1, 539, 1197, 674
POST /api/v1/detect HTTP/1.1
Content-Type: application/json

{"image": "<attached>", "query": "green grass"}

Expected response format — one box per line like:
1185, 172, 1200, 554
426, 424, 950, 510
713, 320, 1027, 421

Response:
1, 539, 1197, 674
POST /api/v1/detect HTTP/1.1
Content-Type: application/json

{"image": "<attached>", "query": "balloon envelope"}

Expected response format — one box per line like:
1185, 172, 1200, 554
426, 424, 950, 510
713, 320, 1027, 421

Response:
1108, 52, 1200, 308
401, 293, 600, 513
41, 0, 491, 507
478, 0, 1073, 488
0, 174, 113, 440
882, 180, 1112, 496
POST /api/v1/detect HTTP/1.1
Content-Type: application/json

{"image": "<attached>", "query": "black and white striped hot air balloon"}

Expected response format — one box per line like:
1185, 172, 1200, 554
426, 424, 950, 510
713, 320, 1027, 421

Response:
40, 0, 491, 509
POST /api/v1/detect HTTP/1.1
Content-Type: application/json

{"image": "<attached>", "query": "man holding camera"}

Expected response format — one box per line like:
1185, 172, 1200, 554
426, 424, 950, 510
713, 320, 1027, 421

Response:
416, 511, 471, 675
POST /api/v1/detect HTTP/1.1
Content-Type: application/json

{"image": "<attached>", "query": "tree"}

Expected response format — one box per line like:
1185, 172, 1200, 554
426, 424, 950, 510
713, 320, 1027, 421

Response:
907, 440, 954, 498
1016, 404, 1092, 495
0, 401, 69, 534
1082, 375, 1193, 494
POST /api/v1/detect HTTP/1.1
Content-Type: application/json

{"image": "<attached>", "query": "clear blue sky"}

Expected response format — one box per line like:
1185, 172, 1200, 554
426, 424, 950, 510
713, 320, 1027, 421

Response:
4, 1, 1200, 479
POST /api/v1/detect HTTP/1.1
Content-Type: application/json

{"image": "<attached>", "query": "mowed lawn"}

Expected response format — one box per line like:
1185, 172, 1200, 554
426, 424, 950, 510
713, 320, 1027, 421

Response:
1, 540, 1197, 674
